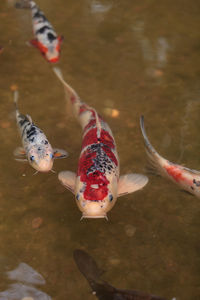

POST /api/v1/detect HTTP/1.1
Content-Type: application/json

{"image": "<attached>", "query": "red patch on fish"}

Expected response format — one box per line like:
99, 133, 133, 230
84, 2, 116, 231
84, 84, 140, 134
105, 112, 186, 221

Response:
78, 150, 96, 175
37, 41, 48, 54
101, 130, 115, 149
165, 165, 185, 182
84, 119, 97, 132
82, 128, 98, 149
79, 104, 89, 114
56, 36, 63, 52
49, 56, 59, 63
71, 95, 76, 103
78, 150, 109, 200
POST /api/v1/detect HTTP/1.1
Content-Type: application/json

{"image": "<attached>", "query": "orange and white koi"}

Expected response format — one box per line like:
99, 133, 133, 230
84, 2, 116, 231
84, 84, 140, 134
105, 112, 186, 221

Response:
53, 67, 148, 219
140, 115, 200, 197
16, 0, 63, 63
14, 90, 68, 172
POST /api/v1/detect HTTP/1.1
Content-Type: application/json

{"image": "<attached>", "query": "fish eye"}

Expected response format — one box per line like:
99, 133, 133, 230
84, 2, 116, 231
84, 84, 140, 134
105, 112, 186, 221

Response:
76, 193, 80, 201
49, 153, 54, 159
109, 194, 113, 202
30, 155, 34, 161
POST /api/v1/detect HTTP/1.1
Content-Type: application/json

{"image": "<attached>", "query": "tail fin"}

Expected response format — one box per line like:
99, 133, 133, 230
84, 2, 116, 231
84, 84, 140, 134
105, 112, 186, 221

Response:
53, 67, 80, 103
140, 116, 166, 176
73, 249, 103, 284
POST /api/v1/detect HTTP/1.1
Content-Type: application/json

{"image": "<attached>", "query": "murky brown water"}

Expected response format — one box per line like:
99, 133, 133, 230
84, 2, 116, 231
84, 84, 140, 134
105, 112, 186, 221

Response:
1, 0, 200, 299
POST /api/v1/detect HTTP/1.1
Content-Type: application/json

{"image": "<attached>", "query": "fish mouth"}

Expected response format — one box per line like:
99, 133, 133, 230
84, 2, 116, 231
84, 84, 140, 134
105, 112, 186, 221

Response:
80, 215, 108, 221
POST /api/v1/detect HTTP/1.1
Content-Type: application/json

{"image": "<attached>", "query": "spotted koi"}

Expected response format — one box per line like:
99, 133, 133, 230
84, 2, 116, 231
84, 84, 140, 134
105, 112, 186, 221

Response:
140, 115, 200, 197
14, 90, 68, 172
16, 0, 63, 63
53, 67, 148, 219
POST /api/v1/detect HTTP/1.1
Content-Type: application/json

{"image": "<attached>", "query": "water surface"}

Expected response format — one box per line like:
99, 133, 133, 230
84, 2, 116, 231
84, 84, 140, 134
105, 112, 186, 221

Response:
0, 0, 200, 299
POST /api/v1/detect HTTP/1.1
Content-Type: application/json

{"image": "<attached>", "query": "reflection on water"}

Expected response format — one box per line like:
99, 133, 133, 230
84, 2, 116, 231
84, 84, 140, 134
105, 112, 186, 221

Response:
90, 0, 112, 14
133, 21, 170, 80
0, 263, 51, 300
7, 263, 46, 285
1, 0, 200, 299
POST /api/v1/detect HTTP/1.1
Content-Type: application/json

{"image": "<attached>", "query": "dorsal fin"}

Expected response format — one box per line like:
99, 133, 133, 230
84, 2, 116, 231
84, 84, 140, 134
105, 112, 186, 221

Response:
92, 109, 102, 139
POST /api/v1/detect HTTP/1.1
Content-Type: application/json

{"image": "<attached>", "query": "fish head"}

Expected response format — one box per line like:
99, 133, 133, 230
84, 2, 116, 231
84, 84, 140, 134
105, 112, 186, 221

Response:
75, 172, 118, 219
27, 146, 54, 172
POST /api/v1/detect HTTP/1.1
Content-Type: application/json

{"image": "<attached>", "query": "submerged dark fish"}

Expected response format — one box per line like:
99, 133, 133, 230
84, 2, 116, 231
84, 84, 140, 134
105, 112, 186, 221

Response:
73, 249, 167, 300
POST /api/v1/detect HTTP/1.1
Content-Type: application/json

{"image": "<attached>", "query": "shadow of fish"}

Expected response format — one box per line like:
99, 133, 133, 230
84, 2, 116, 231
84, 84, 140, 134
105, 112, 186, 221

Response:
73, 249, 167, 300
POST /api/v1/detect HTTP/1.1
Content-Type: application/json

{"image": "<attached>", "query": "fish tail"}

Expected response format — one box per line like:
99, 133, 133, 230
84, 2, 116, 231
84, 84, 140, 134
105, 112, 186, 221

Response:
53, 67, 80, 103
73, 249, 103, 283
53, 67, 89, 126
140, 115, 166, 176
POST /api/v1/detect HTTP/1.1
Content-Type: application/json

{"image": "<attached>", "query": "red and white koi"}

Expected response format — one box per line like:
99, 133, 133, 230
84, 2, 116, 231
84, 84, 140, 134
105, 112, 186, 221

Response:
14, 90, 68, 172
53, 67, 148, 219
140, 115, 200, 197
16, 0, 63, 63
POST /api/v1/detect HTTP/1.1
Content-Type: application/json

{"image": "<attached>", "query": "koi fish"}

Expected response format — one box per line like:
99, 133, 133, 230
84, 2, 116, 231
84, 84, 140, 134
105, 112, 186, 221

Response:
16, 0, 63, 63
140, 115, 200, 197
14, 90, 68, 172
74, 249, 167, 300
53, 67, 148, 219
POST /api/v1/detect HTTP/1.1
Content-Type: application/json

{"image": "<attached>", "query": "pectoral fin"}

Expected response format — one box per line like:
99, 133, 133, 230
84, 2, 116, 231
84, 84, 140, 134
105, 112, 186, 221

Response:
29, 39, 39, 48
58, 35, 64, 42
14, 147, 26, 158
53, 148, 68, 159
58, 171, 76, 194
26, 114, 32, 123
15, 158, 28, 162
118, 174, 149, 197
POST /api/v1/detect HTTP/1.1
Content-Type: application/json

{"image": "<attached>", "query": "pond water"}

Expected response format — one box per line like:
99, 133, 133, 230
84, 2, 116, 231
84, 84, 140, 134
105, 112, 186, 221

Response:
0, 0, 200, 299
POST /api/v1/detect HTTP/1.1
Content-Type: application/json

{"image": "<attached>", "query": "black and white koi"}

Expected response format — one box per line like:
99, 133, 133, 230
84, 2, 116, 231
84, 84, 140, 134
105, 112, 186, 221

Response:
140, 115, 200, 197
14, 90, 68, 172
53, 67, 148, 219
16, 0, 63, 63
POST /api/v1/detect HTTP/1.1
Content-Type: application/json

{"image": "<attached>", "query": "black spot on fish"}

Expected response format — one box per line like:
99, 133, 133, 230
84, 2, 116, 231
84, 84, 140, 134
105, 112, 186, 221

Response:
193, 179, 200, 187
86, 143, 115, 176
44, 140, 48, 145
19, 118, 28, 126
109, 195, 113, 202
36, 25, 51, 35
47, 32, 56, 42
29, 137, 35, 143
22, 123, 30, 137
33, 11, 47, 21
26, 126, 37, 139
